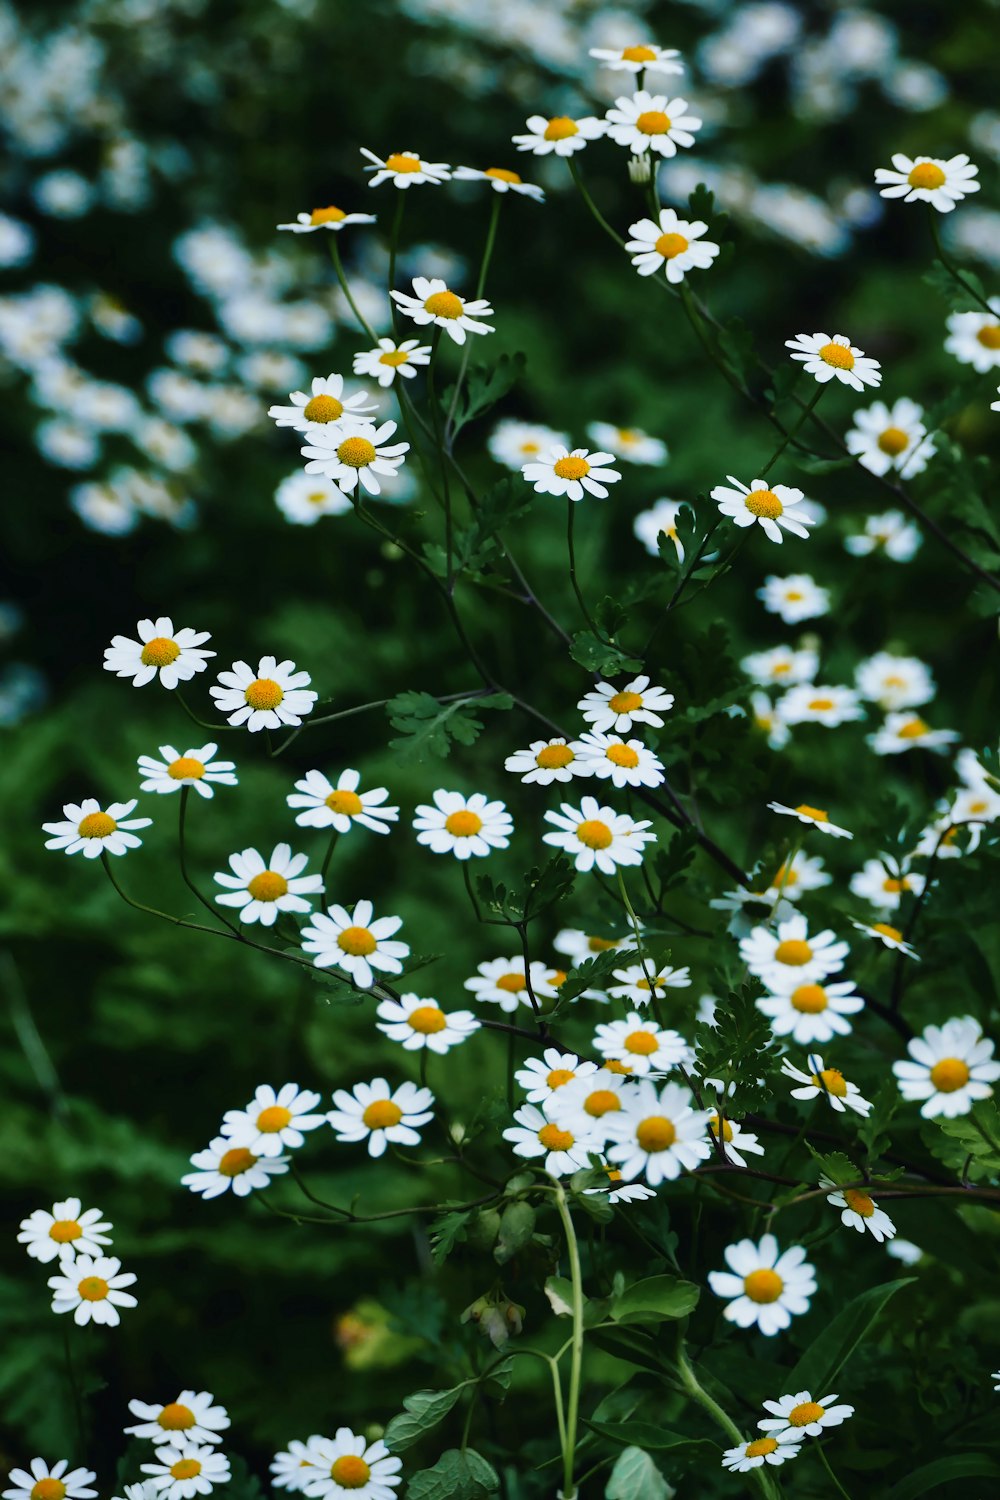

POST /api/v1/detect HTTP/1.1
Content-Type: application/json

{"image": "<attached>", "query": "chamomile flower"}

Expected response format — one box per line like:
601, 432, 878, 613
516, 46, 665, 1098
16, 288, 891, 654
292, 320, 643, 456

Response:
845, 398, 935, 478
850, 919, 920, 959
589, 42, 684, 75
504, 1103, 599, 1177
708, 1234, 816, 1335
844, 510, 922, 561
301, 901, 409, 989
287, 769, 399, 835
992, 387, 1000, 413
209, 657, 317, 733
412, 790, 513, 860
574, 731, 665, 789
43, 798, 151, 859
488, 420, 571, 470
504, 737, 583, 785
2, 1464, 97, 1500
453, 165, 544, 200
707, 1112, 765, 1168
511, 114, 605, 157
299, 1433, 401, 1500
721, 1431, 805, 1472
593, 1013, 691, 1076
757, 573, 830, 623
360, 149, 451, 189
515, 1050, 598, 1103
521, 446, 622, 502
781, 1055, 873, 1116
214, 845, 322, 927
18, 1199, 112, 1263
850, 858, 925, 910
606, 1080, 711, 1184
595, 1172, 657, 1205
822, 1180, 896, 1242
547, 1070, 629, 1143
464, 958, 561, 1014
785, 332, 882, 391
554, 929, 635, 965
741, 645, 819, 688
710, 886, 796, 936
767, 801, 853, 838
586, 422, 668, 466
104, 617, 214, 689
603, 91, 702, 157
353, 338, 431, 388
764, 851, 832, 900
301, 420, 410, 496
181, 1137, 289, 1199
275, 472, 354, 526
48, 1253, 137, 1327
759, 1390, 855, 1437
751, 692, 791, 751
543, 797, 656, 873
778, 683, 864, 727
868, 712, 959, 755
875, 153, 979, 212
140, 1444, 231, 1500
138, 744, 237, 799
633, 497, 686, 561
376, 994, 480, 1054
578, 676, 674, 732
625, 209, 720, 282
327, 1079, 435, 1158
855, 652, 935, 710
892, 1016, 1000, 1117
944, 300, 1000, 372
221, 1084, 327, 1156
608, 964, 691, 1006
267, 374, 378, 432
270, 1442, 317, 1492
276, 206, 377, 233
712, 476, 813, 543
390, 278, 494, 345
740, 914, 849, 988
126, 1393, 230, 1446
757, 980, 864, 1046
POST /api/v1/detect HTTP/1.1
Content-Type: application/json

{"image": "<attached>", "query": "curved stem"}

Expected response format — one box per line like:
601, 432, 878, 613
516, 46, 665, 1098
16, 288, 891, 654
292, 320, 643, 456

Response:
553, 1182, 585, 1500
927, 206, 997, 317
328, 238, 378, 342
566, 496, 600, 636
759, 384, 824, 477
815, 1440, 852, 1500
178, 786, 241, 935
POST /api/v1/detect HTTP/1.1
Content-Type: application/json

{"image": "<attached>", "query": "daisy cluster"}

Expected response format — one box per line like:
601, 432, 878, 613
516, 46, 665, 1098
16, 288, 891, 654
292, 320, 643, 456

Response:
16, 1197, 136, 1329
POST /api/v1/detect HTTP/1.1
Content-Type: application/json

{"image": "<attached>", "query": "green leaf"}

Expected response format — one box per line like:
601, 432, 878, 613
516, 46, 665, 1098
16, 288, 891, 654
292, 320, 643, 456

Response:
715, 316, 756, 386
494, 1200, 536, 1264
544, 1275, 576, 1317
789, 453, 858, 475
882, 1455, 1000, 1500
593, 1420, 714, 1461
923, 261, 989, 313
605, 1446, 675, 1500
383, 1384, 467, 1453
933, 1099, 1000, 1175
693, 979, 779, 1112
386, 691, 513, 761
452, 476, 534, 573
475, 855, 575, 925
857, 1080, 899, 1163
787, 1278, 915, 1394
803, 1140, 859, 1187
406, 1448, 500, 1500
653, 828, 699, 894
587, 1327, 668, 1377
556, 948, 624, 1004
611, 1275, 700, 1325
429, 1207, 475, 1265
569, 631, 643, 676
443, 353, 525, 437
481, 1354, 514, 1399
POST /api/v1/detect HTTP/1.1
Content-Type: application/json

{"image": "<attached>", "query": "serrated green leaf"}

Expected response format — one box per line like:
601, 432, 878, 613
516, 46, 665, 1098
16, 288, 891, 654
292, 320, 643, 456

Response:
384, 1384, 467, 1453
569, 631, 643, 676
406, 1448, 499, 1500
604, 1445, 675, 1499
443, 353, 525, 438
386, 691, 513, 761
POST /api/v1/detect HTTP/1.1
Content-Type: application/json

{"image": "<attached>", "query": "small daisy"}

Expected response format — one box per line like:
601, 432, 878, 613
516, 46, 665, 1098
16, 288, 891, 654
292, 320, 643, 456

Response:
741, 644, 818, 688
488, 420, 571, 470
511, 114, 605, 157
781, 1055, 873, 1116
844, 510, 922, 561
740, 914, 850, 987
757, 573, 830, 624
578, 676, 675, 732
2, 1464, 97, 1500
126, 1393, 230, 1446
625, 209, 720, 282
605, 1079, 711, 1184
390, 277, 494, 345
376, 993, 480, 1054
767, 801, 853, 838
412, 789, 513, 860
464, 958, 561, 1014
521, 445, 622, 502
515, 1049, 598, 1103
709, 1233, 816, 1335
301, 900, 409, 989
586, 422, 668, 466
850, 919, 920, 958
603, 91, 702, 157
751, 692, 791, 751
868, 712, 959, 755
301, 420, 410, 496
845, 397, 935, 478
547, 1070, 630, 1143
104, 617, 214, 689
554, 929, 635, 965
593, 1012, 691, 1076
453, 165, 544, 200
360, 149, 451, 189
275, 472, 354, 526
778, 683, 865, 727
574, 731, 665, 789
633, 497, 686, 561
764, 850, 832, 901
874, 152, 979, 212
822, 1180, 896, 1242
17, 1199, 112, 1264
48, 1253, 137, 1327
944, 299, 1000, 372
721, 1431, 805, 1472
277, 206, 377, 233
711, 887, 796, 936
503, 1103, 598, 1176
608, 964, 691, 1006
543, 797, 656, 874
353, 338, 431, 388
850, 858, 925, 910
140, 1444, 231, 1500
757, 980, 864, 1046
504, 737, 583, 785
758, 1390, 855, 1437
270, 1442, 317, 1493
221, 1084, 327, 1156
595, 1172, 658, 1205
855, 651, 935, 711
299, 1432, 401, 1500
214, 844, 322, 927
210, 657, 317, 733
893, 1016, 1000, 1117
327, 1078, 434, 1158
138, 744, 237, 799
785, 332, 882, 392
287, 769, 398, 835
589, 42, 684, 75
181, 1137, 289, 1199
707, 1112, 765, 1169
43, 798, 151, 859
267, 374, 377, 433
712, 475, 813, 544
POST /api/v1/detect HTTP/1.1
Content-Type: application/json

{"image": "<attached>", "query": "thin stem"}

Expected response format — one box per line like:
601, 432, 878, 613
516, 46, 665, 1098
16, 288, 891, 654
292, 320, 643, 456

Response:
328, 238, 378, 342
928, 206, 997, 317
566, 496, 600, 636
759, 383, 824, 477
62, 1323, 86, 1447
178, 786, 241, 935
567, 158, 625, 247
175, 688, 235, 733
815, 1440, 853, 1500
320, 830, 339, 892
553, 1182, 585, 1500
673, 1339, 776, 1500
445, 195, 502, 439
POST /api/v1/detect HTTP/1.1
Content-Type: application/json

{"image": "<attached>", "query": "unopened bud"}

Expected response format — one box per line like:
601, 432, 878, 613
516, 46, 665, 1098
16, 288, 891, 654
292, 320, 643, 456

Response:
628, 153, 653, 185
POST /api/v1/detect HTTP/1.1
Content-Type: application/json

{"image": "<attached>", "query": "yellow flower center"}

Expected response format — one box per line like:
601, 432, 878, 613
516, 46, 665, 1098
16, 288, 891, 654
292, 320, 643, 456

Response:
423, 290, 464, 319
842, 1190, 875, 1220
794, 804, 828, 821
31, 1484, 67, 1500
553, 455, 591, 480
872, 922, 903, 941
247, 870, 289, 903
546, 1068, 575, 1089
743, 1268, 783, 1303
219, 1147, 257, 1176
310, 206, 347, 224
170, 1461, 202, 1482
968, 799, 989, 814
588, 936, 618, 951
773, 863, 798, 887
882, 877, 909, 893
543, 117, 579, 141
78, 811, 116, 839
584, 1089, 621, 1117
536, 744, 574, 769
141, 635, 181, 666
808, 697, 836, 711
330, 1457, 371, 1488
257, 1104, 293, 1133
308, 491, 330, 505
745, 488, 784, 519
929, 1057, 971, 1093
774, 939, 813, 966
609, 690, 643, 713
897, 717, 929, 739
77, 1275, 109, 1302
385, 153, 421, 173
791, 984, 828, 1014
636, 1115, 676, 1152
605, 743, 640, 769
907, 162, 946, 190
624, 1029, 658, 1056
158, 1402, 196, 1430
977, 325, 1000, 349
622, 44, 657, 62
654, 231, 689, 259
636, 110, 672, 135
245, 677, 284, 710
605, 1059, 633, 1075
304, 393, 344, 423
819, 341, 855, 369
49, 1218, 83, 1243
790, 1400, 826, 1426
812, 1068, 848, 1098
538, 1123, 575, 1151
409, 1004, 447, 1034
444, 809, 484, 838
485, 167, 522, 183
363, 1100, 404, 1130
168, 756, 205, 780
327, 789, 363, 816
337, 925, 377, 956
745, 1438, 779, 1459
337, 436, 377, 468
710, 1114, 734, 1142
878, 425, 910, 456
378, 349, 411, 367
496, 971, 526, 993
576, 818, 613, 850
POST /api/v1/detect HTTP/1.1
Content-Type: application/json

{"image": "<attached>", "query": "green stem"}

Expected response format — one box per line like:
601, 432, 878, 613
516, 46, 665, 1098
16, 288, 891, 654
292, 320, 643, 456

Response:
62, 1322, 86, 1446
178, 786, 241, 936
759, 384, 824, 477
616, 868, 657, 999
566, 496, 600, 637
553, 1182, 585, 1500
444, 196, 502, 437
320, 830, 339, 892
328, 238, 378, 342
928, 206, 997, 317
567, 158, 625, 247
673, 1341, 776, 1500
425, 330, 455, 587
815, 1440, 852, 1500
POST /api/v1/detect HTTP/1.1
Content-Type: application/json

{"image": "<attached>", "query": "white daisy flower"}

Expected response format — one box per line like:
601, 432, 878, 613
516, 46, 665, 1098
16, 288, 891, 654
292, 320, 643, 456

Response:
270, 1442, 317, 1493
710, 887, 797, 937
758, 1390, 855, 1437
453, 165, 544, 200
48, 1253, 137, 1327
593, 1012, 692, 1076
708, 1233, 817, 1335
327, 1078, 434, 1158
767, 800, 853, 838
140, 1444, 231, 1500
554, 929, 635, 965
875, 152, 979, 212
138, 744, 237, 799
585, 422, 668, 466
573, 731, 665, 789
721, 1431, 805, 1472
104, 617, 214, 690
741, 645, 819, 688
301, 419, 410, 497
412, 789, 513, 860
849, 858, 925, 910
751, 692, 791, 751
945, 299, 1000, 372
740, 913, 850, 988
209, 657, 316, 733
274, 472, 354, 526
598, 1173, 658, 1204
17, 1199, 112, 1264
488, 420, 571, 470
757, 980, 864, 1046
360, 149, 451, 189
707, 1112, 765, 1168
785, 332, 882, 391
855, 651, 935, 710
778, 683, 865, 727
276, 206, 376, 233
625, 209, 719, 282
850, 919, 920, 959
181, 1137, 289, 1199
781, 1055, 873, 1116
578, 676, 675, 732
511, 114, 605, 157
844, 509, 922, 561
504, 737, 583, 785
589, 43, 683, 75
375, 993, 480, 1054
757, 573, 831, 623
2, 1463, 97, 1500
267, 374, 378, 433
868, 712, 959, 755
503, 1103, 597, 1176
711, 475, 813, 543
547, 1070, 630, 1143
353, 338, 431, 388
949, 781, 1000, 837
221, 1083, 327, 1157
43, 798, 151, 859
464, 957, 561, 1014
893, 1016, 1000, 1117
515, 1050, 598, 1103
603, 91, 702, 157
845, 397, 935, 478
764, 850, 832, 901
606, 1079, 711, 1184
521, 445, 622, 502
287, 769, 398, 835
608, 964, 691, 1007
301, 900, 409, 989
633, 497, 686, 561
992, 387, 1000, 413
390, 277, 494, 345
543, 797, 656, 874
213, 844, 322, 927
821, 1180, 896, 1242
299, 1432, 401, 1500
126, 1393, 230, 1446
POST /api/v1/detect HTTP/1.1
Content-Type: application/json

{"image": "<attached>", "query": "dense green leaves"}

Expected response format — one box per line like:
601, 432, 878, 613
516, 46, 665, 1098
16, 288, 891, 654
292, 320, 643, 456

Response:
386, 690, 513, 760
406, 1449, 500, 1499
610, 1276, 700, 1326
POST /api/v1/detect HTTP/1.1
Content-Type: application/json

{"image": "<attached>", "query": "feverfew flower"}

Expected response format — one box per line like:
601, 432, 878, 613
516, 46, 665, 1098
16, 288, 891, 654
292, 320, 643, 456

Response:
503, 1103, 596, 1176
521, 446, 622, 502
126, 1393, 231, 1445
740, 914, 849, 987
822, 1181, 896, 1242
778, 683, 864, 727
275, 473, 354, 526
543, 797, 656, 873
327, 1079, 434, 1157
181, 1137, 289, 1199
301, 901, 409, 988
412, 790, 513, 860
298, 1432, 401, 1499
276, 205, 376, 233
850, 858, 925, 910
708, 1234, 816, 1335
875, 153, 979, 212
270, 1442, 316, 1492
214, 844, 322, 926
868, 712, 959, 755
944, 300, 1000, 373
625, 209, 720, 282
764, 850, 832, 900
633, 497, 686, 561
844, 510, 922, 561
606, 1080, 712, 1184
855, 651, 935, 710
511, 114, 605, 157
757, 980, 864, 1045
301, 420, 410, 496
505, 738, 582, 785
453, 165, 544, 200
586, 422, 668, 466
140, 1444, 231, 1500
43, 799, 151, 859
376, 994, 480, 1054
785, 332, 882, 391
758, 1390, 855, 1437
593, 1013, 691, 1076
48, 1253, 137, 1327
574, 731, 665, 789
707, 1112, 765, 1169
221, 1084, 327, 1156
353, 338, 431, 387
767, 800, 853, 838
603, 91, 702, 157
589, 42, 684, 75
892, 1016, 1000, 1117
104, 617, 214, 689
2, 1464, 97, 1500
711, 476, 813, 543
267, 374, 377, 433
757, 573, 830, 623
138, 744, 237, 799
845, 398, 935, 478
578, 676, 674, 732
488, 420, 570, 470
18, 1199, 112, 1263
210, 657, 317, 732
547, 1070, 629, 1144
608, 964, 691, 1007
850, 919, 920, 958
390, 278, 494, 345
360, 149, 451, 189
722, 1431, 804, 1472
464, 957, 561, 1014
751, 692, 791, 750
781, 1055, 873, 1116
741, 644, 818, 688
515, 1050, 598, 1103
287, 769, 399, 835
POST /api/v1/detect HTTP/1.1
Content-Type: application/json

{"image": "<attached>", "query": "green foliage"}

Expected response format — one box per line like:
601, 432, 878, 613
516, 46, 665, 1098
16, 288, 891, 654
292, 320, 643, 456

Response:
406, 1449, 500, 1499
787, 1279, 916, 1394
386, 690, 513, 760
384, 1385, 467, 1452
569, 631, 643, 676
693, 979, 780, 1111
444, 353, 526, 438
604, 1446, 675, 1499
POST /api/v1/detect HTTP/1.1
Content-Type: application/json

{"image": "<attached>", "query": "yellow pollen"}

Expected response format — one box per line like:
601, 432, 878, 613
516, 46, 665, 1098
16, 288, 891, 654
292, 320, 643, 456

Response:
445, 809, 484, 838
622, 44, 657, 62
774, 938, 813, 966
710, 1114, 734, 1142
168, 756, 205, 780
636, 1115, 676, 1152
496, 972, 526, 993
247, 870, 289, 903
654, 231, 689, 259
308, 491, 330, 505
170, 1461, 202, 1482
743, 1268, 783, 1303
245, 677, 284, 710
584, 1089, 621, 1117
141, 635, 181, 666
219, 1147, 257, 1176
929, 1057, 971, 1093
872, 922, 903, 942
609, 690, 643, 713
897, 718, 929, 739
337, 925, 377, 956
543, 117, 579, 141
551, 970, 567, 987
605, 1059, 633, 1075
31, 1484, 66, 1500
257, 1104, 293, 1133
409, 1005, 447, 1034
378, 349, 411, 367
330, 1456, 371, 1489
907, 162, 946, 190
336, 436, 377, 467
158, 1402, 196, 1430
773, 864, 798, 887
812, 1068, 848, 1098
842, 1190, 875, 1220
363, 1100, 403, 1130
745, 488, 784, 519
546, 1068, 575, 1089
977, 325, 1000, 349
385, 153, 421, 173
519, 440, 540, 454
791, 984, 828, 1014
819, 341, 855, 369
745, 1438, 779, 1459
78, 811, 116, 839
808, 697, 836, 711
423, 290, 464, 319
882, 877, 909, 893
576, 818, 613, 850
536, 744, 574, 770
309, 206, 347, 224
636, 110, 672, 135
553, 455, 591, 480
789, 1399, 826, 1426
588, 936, 618, 951
485, 167, 522, 183
878, 425, 909, 456
77, 1275, 109, 1302
785, 589, 804, 600
794, 803, 828, 821
49, 1219, 83, 1243
304, 393, 344, 423
969, 799, 989, 814
606, 743, 640, 768
538, 1123, 575, 1151
624, 1029, 658, 1056
326, 789, 363, 816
